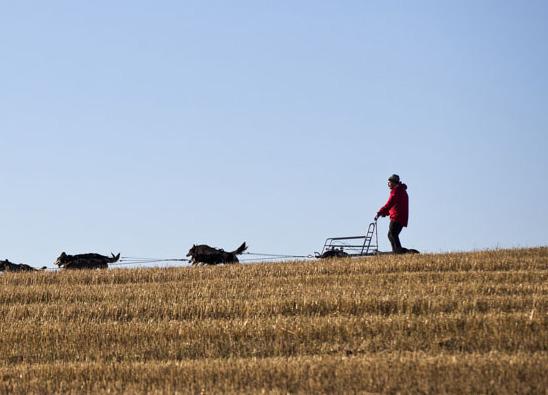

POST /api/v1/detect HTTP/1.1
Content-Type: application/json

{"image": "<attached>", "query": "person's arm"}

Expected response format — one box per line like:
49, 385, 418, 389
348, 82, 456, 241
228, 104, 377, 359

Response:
376, 190, 396, 219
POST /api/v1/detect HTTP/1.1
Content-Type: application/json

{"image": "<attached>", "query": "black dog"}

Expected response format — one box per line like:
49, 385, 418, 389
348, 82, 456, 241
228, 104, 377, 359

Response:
0, 259, 46, 272
186, 242, 248, 265
316, 247, 349, 259
54, 252, 120, 270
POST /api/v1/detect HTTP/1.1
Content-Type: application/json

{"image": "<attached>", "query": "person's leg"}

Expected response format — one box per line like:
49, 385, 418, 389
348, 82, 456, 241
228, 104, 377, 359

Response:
387, 228, 396, 252
388, 221, 404, 253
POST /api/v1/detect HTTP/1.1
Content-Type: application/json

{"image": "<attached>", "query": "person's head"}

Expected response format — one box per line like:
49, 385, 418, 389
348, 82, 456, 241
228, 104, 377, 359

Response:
387, 174, 400, 189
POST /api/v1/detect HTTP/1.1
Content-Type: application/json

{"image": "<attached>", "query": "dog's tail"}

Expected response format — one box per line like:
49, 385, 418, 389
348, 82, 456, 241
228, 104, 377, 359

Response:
232, 242, 248, 255
108, 253, 121, 263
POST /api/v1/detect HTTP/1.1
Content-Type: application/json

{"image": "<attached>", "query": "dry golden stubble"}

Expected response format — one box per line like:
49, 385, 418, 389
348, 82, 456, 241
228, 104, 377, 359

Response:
0, 247, 545, 393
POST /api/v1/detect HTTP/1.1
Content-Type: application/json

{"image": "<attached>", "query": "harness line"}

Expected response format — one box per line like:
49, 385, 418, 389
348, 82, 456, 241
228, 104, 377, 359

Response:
118, 257, 189, 265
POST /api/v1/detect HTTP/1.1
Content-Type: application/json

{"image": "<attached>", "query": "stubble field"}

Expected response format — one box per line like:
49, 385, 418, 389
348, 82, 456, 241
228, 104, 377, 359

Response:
0, 247, 546, 394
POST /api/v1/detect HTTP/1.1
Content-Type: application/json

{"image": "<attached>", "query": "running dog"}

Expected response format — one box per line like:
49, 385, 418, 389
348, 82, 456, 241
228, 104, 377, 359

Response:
0, 259, 46, 272
186, 242, 248, 265
316, 247, 350, 259
54, 252, 120, 270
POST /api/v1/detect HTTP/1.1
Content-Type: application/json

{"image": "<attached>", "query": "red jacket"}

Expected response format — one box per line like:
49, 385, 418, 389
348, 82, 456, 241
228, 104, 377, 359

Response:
377, 183, 409, 227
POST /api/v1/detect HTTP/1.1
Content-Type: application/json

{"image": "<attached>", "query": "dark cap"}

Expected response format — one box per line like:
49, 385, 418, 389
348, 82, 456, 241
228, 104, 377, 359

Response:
388, 174, 400, 184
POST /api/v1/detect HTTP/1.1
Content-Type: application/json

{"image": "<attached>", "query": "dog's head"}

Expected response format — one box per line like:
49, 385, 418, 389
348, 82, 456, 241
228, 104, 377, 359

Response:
186, 245, 196, 257
54, 252, 70, 267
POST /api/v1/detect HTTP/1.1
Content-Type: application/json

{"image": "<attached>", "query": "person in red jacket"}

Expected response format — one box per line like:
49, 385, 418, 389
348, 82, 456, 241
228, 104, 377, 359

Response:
374, 174, 409, 254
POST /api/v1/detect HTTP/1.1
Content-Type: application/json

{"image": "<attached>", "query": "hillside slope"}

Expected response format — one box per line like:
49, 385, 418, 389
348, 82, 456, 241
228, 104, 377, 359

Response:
0, 247, 546, 393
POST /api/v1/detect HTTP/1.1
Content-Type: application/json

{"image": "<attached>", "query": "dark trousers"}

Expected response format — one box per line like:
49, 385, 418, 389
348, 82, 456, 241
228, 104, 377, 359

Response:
388, 221, 404, 254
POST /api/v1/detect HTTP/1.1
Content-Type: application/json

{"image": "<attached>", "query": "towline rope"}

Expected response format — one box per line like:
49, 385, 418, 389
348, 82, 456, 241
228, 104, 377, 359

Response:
120, 252, 314, 264
118, 257, 190, 265
239, 256, 314, 263
36, 253, 313, 271
242, 252, 315, 260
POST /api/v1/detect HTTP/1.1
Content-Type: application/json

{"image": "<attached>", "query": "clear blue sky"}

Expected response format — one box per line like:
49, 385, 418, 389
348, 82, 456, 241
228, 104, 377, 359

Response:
1, 1, 547, 267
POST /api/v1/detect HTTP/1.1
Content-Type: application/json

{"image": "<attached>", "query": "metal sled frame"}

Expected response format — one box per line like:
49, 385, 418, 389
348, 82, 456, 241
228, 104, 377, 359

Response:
320, 221, 379, 257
